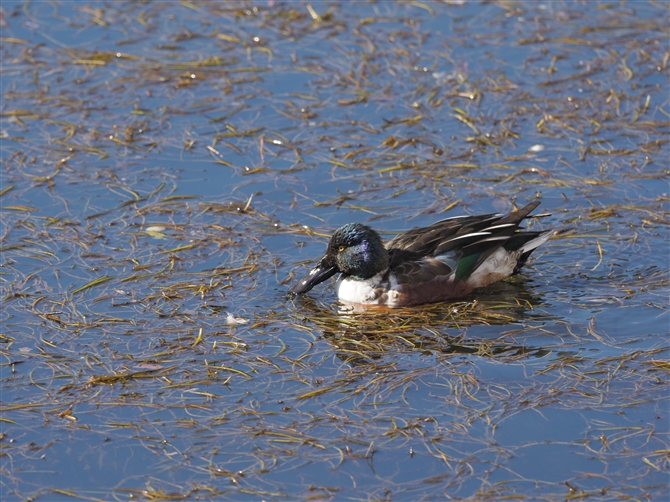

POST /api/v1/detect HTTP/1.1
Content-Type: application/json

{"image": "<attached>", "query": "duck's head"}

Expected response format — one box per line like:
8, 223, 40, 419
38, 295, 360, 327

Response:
289, 223, 389, 295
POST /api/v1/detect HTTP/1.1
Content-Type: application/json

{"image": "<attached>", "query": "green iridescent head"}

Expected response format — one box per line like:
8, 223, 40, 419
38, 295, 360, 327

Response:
289, 223, 389, 294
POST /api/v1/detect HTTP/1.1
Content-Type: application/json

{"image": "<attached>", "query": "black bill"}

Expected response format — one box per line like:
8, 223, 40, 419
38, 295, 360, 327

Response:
289, 256, 338, 295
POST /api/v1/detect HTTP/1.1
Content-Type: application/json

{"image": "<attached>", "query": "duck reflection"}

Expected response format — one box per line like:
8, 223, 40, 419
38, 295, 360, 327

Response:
290, 279, 554, 366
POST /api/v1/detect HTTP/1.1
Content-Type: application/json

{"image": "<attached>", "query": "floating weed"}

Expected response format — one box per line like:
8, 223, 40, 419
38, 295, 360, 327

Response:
0, 1, 668, 500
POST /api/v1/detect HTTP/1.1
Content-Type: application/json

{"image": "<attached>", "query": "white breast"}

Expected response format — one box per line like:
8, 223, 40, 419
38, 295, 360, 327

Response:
336, 271, 400, 306
337, 276, 380, 304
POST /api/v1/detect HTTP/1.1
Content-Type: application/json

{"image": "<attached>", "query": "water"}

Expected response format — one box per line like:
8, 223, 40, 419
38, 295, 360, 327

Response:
1, 1, 668, 500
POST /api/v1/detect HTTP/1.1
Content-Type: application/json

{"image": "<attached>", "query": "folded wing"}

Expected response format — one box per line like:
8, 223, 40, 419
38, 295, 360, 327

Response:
387, 201, 547, 281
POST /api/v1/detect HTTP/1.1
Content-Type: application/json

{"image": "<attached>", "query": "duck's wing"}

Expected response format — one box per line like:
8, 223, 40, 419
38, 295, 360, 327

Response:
387, 201, 546, 279
390, 255, 459, 285
385, 212, 501, 255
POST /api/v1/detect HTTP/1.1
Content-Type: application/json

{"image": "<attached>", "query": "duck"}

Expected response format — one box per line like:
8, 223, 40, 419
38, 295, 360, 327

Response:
289, 201, 552, 308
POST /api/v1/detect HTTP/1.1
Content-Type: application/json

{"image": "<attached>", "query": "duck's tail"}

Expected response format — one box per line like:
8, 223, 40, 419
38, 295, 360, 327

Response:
492, 201, 551, 273
508, 230, 553, 274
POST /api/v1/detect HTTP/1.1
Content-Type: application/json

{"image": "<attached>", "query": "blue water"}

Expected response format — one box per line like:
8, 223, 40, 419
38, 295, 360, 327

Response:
1, 1, 668, 500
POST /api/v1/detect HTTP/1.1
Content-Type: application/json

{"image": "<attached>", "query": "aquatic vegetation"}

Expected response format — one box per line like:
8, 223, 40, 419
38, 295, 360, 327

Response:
0, 1, 668, 500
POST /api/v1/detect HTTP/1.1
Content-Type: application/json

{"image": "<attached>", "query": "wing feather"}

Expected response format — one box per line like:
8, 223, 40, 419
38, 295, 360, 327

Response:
386, 202, 545, 280
393, 256, 455, 285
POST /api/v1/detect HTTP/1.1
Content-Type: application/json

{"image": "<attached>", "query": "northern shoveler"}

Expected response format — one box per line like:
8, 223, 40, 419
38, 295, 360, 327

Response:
289, 201, 551, 308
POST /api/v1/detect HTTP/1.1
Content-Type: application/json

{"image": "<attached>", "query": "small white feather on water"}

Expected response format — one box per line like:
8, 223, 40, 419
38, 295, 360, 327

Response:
225, 313, 249, 325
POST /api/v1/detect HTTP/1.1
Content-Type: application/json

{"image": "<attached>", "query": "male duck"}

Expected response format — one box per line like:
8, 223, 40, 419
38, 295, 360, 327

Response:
289, 201, 551, 308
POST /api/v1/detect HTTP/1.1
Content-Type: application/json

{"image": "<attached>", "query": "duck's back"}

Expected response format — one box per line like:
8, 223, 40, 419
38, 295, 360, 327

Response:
375, 201, 551, 307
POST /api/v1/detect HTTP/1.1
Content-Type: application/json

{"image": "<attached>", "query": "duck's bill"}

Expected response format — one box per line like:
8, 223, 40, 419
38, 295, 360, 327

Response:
289, 257, 338, 295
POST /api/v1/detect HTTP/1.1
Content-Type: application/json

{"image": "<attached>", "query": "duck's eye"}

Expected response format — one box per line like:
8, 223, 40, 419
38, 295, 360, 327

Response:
338, 246, 345, 252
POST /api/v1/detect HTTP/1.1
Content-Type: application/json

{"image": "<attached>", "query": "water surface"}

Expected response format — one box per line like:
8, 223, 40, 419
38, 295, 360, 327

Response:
1, 1, 668, 500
